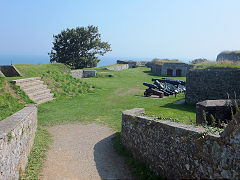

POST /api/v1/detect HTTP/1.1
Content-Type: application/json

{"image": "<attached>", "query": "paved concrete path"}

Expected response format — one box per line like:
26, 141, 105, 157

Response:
42, 123, 132, 180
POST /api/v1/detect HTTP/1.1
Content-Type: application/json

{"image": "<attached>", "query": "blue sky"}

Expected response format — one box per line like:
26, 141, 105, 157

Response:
0, 0, 240, 61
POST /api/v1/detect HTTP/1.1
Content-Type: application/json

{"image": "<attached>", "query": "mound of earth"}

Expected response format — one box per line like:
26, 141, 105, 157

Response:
216, 51, 240, 62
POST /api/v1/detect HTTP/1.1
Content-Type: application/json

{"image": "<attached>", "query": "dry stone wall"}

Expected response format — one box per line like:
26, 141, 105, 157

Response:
185, 68, 240, 104
0, 104, 37, 179
121, 108, 240, 179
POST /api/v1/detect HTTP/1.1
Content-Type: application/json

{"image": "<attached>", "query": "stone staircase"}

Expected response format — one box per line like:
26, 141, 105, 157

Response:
12, 77, 55, 104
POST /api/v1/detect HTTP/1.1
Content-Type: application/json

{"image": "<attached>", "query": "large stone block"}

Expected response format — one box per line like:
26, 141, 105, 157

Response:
196, 99, 239, 125
71, 70, 96, 78
83, 70, 96, 77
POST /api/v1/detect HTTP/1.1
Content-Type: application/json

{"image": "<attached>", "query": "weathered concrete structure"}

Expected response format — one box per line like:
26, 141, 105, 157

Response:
0, 104, 38, 179
71, 70, 97, 78
121, 108, 240, 179
196, 99, 239, 125
0, 65, 21, 77
117, 60, 146, 68
106, 64, 129, 71
149, 62, 192, 77
185, 68, 240, 104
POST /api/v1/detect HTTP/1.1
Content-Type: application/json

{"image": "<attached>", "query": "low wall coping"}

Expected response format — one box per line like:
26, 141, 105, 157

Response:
0, 104, 37, 139
123, 108, 220, 137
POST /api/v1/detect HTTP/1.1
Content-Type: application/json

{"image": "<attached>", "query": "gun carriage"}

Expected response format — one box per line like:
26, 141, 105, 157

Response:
143, 78, 186, 98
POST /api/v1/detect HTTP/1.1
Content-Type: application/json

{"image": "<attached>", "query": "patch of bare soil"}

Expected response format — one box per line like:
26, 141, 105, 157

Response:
42, 123, 132, 180
118, 88, 144, 97
113, 87, 124, 95
5, 81, 20, 99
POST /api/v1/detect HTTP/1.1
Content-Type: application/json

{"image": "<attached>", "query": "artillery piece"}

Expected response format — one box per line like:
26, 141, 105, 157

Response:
143, 83, 164, 98
152, 78, 186, 93
143, 78, 186, 98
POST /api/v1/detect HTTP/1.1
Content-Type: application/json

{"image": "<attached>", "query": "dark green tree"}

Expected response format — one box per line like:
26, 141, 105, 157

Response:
49, 25, 111, 69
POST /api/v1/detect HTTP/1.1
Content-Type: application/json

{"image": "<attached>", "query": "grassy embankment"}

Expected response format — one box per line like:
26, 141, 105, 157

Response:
5, 63, 195, 179
194, 60, 240, 69
0, 75, 33, 121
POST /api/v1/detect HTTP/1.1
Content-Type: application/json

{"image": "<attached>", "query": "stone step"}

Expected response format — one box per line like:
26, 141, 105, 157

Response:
37, 97, 56, 104
13, 77, 55, 104
28, 89, 51, 98
31, 93, 54, 103
19, 80, 44, 89
12, 77, 41, 85
23, 84, 48, 94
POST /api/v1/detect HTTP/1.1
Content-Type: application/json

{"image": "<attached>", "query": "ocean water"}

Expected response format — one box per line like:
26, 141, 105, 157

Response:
0, 55, 151, 67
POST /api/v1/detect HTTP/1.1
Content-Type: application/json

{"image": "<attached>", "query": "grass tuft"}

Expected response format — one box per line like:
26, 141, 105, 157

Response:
21, 127, 52, 179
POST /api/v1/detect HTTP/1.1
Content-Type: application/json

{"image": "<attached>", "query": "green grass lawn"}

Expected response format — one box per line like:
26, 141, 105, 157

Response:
37, 67, 195, 131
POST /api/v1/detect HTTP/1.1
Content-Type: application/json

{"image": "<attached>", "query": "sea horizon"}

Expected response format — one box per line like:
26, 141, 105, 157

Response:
0, 54, 193, 67
0, 54, 155, 67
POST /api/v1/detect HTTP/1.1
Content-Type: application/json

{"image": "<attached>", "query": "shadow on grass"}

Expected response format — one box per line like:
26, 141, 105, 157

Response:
160, 102, 196, 113
143, 70, 159, 77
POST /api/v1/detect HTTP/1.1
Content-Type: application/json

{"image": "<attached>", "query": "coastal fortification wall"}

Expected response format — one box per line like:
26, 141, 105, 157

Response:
185, 68, 240, 104
121, 108, 240, 179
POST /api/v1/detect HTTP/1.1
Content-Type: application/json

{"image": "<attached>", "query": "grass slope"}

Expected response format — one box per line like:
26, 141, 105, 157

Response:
38, 67, 195, 130
15, 63, 92, 98
0, 76, 33, 121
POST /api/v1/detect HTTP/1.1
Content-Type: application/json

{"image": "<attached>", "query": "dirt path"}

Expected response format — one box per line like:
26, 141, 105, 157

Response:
42, 123, 132, 180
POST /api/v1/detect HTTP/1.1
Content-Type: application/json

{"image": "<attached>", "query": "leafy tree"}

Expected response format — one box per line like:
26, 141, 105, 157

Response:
49, 25, 111, 69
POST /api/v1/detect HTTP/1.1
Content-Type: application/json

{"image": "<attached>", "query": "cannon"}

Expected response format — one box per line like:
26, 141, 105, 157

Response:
152, 78, 186, 94
152, 78, 186, 86
153, 80, 173, 96
143, 82, 164, 97
143, 82, 158, 89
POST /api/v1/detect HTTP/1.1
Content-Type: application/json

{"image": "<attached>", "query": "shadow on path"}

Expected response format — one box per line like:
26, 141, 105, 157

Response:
42, 123, 132, 180
94, 133, 132, 179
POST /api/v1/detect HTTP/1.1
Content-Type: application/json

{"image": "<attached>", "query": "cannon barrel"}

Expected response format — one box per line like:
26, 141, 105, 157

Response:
143, 82, 158, 89
152, 78, 186, 86
153, 80, 164, 89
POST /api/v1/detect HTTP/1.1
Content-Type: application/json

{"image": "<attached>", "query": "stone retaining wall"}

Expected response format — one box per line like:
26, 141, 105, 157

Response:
121, 108, 240, 179
185, 68, 240, 104
71, 70, 96, 78
106, 64, 129, 71
0, 104, 38, 179
196, 99, 240, 125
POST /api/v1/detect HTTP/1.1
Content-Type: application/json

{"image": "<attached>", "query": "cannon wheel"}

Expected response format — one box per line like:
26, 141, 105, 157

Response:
144, 91, 150, 97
